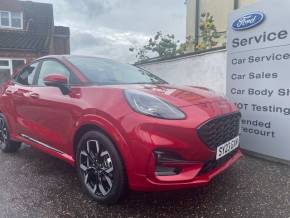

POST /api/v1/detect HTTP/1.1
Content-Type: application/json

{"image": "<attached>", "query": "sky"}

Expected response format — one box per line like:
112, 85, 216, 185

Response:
33, 0, 187, 63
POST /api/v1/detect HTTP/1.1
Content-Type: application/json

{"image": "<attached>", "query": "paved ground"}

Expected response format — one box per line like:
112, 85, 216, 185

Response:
0, 145, 289, 218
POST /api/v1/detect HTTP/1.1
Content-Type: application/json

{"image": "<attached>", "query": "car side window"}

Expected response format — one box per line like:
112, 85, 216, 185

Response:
15, 63, 39, 86
37, 60, 71, 86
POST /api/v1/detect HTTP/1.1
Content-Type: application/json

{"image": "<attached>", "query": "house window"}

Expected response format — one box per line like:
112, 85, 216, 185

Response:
0, 58, 26, 84
12, 60, 26, 70
0, 11, 9, 27
0, 60, 9, 67
0, 58, 26, 76
0, 11, 23, 29
11, 12, 22, 28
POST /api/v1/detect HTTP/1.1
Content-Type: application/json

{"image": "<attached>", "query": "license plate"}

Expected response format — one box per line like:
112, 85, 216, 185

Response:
216, 136, 239, 160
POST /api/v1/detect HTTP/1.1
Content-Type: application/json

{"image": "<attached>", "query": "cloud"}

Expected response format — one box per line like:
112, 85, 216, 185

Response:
28, 0, 186, 63
52, 0, 120, 24
70, 28, 149, 63
66, 0, 117, 18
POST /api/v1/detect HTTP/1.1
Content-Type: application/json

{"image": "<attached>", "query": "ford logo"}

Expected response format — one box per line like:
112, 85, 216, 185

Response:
232, 12, 265, 31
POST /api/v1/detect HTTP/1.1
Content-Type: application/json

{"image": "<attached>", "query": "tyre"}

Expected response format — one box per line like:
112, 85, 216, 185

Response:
0, 113, 21, 153
76, 130, 127, 204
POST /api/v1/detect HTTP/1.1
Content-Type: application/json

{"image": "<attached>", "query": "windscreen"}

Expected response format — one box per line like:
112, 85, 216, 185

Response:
66, 56, 167, 85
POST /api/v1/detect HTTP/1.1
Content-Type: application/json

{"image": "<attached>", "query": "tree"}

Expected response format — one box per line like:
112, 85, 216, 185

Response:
129, 47, 149, 62
130, 31, 184, 62
178, 35, 196, 54
195, 12, 221, 51
130, 13, 222, 62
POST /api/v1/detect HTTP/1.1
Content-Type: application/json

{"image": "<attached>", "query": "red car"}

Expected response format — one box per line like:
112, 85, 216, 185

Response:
0, 55, 242, 204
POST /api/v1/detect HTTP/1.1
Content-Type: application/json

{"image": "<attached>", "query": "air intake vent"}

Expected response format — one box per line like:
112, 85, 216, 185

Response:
197, 112, 241, 150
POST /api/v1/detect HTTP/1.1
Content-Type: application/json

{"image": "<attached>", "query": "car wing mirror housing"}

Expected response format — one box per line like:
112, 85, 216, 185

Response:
43, 74, 70, 95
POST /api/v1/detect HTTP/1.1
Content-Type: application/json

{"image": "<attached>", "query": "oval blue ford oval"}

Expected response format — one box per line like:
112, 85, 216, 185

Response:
232, 12, 265, 31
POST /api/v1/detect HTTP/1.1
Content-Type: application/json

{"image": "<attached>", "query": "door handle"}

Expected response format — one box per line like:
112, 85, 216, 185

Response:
5, 90, 12, 95
30, 93, 39, 99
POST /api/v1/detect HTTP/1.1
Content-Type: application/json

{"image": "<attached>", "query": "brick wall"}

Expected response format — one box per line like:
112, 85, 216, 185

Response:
0, 0, 21, 12
52, 26, 70, 55
52, 36, 70, 55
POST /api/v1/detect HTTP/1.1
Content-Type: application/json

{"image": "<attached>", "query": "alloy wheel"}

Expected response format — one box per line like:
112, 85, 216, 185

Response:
0, 118, 8, 149
79, 139, 114, 197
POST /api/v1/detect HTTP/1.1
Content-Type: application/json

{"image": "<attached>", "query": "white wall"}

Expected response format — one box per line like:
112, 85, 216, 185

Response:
137, 49, 227, 94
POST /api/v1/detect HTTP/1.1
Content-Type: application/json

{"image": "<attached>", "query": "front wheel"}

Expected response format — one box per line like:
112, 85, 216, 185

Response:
76, 130, 127, 204
0, 113, 21, 153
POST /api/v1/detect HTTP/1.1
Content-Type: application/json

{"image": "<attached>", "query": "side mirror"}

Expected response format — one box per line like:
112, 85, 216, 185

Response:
43, 74, 70, 95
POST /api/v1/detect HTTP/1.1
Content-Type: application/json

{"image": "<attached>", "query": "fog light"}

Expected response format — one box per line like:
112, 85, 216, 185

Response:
154, 150, 183, 163
154, 150, 183, 176
155, 166, 180, 176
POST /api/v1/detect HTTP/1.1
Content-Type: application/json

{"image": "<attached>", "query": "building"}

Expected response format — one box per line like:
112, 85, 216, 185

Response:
0, 0, 70, 82
186, 0, 256, 50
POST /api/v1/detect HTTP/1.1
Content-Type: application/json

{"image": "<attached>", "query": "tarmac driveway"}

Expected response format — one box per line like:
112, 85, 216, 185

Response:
0, 145, 289, 218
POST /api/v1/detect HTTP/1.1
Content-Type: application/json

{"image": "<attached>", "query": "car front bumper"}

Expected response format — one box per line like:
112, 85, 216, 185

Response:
130, 149, 242, 191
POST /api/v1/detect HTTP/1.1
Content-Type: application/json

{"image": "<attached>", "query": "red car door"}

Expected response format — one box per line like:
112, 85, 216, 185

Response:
7, 62, 40, 137
27, 59, 81, 155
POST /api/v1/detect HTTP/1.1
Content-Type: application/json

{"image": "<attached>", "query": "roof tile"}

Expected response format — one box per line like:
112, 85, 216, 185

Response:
0, 30, 50, 52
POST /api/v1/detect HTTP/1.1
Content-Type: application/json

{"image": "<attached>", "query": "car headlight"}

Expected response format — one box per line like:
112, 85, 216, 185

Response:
124, 90, 186, 120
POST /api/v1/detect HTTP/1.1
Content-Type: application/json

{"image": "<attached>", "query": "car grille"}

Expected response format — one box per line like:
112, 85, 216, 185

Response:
197, 112, 241, 150
197, 149, 238, 176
